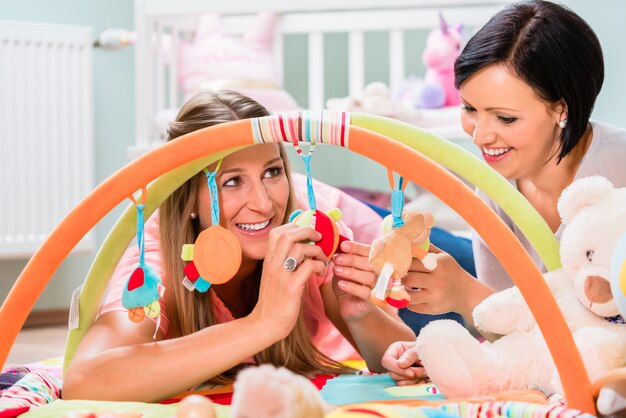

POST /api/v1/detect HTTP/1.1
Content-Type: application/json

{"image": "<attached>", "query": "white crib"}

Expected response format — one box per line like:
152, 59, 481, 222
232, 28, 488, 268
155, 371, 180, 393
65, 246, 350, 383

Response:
131, 0, 510, 198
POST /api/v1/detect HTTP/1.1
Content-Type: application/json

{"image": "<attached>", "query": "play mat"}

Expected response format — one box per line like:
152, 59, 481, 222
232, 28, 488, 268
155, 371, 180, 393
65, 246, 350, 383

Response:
0, 357, 594, 418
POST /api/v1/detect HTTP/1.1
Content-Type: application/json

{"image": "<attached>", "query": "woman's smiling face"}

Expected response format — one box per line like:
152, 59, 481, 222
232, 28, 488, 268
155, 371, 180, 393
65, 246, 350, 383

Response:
459, 63, 565, 180
197, 143, 290, 261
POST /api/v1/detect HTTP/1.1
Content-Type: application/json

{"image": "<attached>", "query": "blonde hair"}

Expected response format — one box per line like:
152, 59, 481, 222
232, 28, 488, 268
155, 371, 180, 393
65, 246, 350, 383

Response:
159, 90, 351, 384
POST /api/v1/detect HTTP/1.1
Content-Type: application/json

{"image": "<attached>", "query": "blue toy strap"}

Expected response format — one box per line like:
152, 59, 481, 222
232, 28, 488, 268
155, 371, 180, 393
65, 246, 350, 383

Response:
302, 154, 317, 210
129, 187, 148, 265
387, 170, 407, 228
292, 140, 317, 210
203, 159, 223, 226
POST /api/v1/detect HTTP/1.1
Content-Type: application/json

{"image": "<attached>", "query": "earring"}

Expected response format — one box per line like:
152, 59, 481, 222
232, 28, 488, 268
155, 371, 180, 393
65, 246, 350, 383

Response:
190, 212, 197, 219
559, 119, 567, 129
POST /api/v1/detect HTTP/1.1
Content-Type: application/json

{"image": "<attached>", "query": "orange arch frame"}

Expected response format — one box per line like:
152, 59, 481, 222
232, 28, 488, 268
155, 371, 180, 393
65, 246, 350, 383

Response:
0, 119, 594, 413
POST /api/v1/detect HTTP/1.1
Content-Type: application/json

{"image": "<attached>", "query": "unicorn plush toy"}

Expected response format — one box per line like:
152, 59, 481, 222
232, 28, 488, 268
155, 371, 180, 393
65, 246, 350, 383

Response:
398, 14, 463, 109
419, 14, 463, 108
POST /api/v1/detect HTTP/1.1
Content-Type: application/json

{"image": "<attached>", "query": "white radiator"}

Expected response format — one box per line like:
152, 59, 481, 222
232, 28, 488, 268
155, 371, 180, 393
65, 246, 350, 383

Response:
0, 20, 95, 258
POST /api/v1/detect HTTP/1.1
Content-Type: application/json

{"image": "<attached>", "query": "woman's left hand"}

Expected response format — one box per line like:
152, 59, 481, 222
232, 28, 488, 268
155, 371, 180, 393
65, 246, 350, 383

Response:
331, 240, 378, 321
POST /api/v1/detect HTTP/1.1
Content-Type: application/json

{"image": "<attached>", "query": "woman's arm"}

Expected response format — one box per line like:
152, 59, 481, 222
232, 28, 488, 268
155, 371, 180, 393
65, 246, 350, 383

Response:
64, 224, 328, 402
62, 311, 283, 402
402, 245, 495, 327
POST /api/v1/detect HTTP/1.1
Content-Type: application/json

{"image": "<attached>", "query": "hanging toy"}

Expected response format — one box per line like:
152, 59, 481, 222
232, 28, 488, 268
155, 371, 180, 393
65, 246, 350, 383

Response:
181, 161, 241, 292
289, 208, 348, 258
368, 174, 437, 308
287, 135, 348, 258
122, 188, 165, 333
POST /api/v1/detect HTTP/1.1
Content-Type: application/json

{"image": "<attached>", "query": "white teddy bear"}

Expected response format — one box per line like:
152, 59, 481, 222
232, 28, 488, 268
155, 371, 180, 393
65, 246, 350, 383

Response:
231, 365, 328, 418
414, 176, 626, 401
325, 82, 414, 120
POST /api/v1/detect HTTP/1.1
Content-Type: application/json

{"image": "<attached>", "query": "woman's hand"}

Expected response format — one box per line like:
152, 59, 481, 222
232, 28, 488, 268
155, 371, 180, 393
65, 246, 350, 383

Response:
403, 245, 494, 322
331, 241, 378, 321
381, 341, 427, 385
251, 223, 328, 339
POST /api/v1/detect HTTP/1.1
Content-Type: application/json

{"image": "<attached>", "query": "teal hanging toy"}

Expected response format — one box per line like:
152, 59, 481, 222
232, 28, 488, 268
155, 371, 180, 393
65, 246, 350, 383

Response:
122, 188, 164, 333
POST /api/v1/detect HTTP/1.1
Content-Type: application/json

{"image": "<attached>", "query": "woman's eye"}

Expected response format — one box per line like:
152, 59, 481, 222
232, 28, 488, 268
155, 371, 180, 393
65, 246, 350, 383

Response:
460, 104, 476, 112
264, 166, 283, 179
223, 176, 240, 187
498, 116, 518, 125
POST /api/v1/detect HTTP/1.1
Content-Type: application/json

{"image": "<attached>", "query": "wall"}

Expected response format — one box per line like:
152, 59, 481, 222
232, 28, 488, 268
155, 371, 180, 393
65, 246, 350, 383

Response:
564, 0, 626, 126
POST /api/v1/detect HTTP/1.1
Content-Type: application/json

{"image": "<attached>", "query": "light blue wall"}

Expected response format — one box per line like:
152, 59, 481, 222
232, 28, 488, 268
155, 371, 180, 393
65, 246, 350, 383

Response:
0, 1, 624, 311
563, 0, 626, 126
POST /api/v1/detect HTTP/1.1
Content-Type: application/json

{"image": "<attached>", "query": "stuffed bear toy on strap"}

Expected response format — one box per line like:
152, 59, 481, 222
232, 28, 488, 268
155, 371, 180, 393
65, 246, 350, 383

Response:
369, 211, 437, 308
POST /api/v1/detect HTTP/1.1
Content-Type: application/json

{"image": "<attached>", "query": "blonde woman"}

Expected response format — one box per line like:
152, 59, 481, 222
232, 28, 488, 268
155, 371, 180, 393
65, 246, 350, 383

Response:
63, 90, 414, 402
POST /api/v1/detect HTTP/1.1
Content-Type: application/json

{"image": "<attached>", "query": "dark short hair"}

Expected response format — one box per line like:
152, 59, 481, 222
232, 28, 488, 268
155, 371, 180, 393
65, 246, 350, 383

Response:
454, 0, 604, 163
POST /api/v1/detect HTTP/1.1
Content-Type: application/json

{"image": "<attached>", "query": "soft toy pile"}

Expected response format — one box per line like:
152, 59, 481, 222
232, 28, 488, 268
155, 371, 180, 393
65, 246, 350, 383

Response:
414, 176, 626, 403
325, 82, 414, 120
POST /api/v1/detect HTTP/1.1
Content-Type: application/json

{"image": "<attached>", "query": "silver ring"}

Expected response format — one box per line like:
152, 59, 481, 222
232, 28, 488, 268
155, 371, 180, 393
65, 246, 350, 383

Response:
283, 257, 298, 272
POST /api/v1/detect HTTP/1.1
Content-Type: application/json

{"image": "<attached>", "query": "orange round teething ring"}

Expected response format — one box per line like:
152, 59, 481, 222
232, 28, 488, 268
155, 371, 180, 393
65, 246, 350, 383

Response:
128, 307, 145, 323
193, 225, 242, 285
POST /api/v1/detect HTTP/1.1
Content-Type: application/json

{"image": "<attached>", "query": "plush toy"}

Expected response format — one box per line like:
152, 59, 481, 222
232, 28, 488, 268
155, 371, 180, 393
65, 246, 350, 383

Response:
179, 13, 276, 93
610, 230, 626, 319
596, 202, 626, 415
231, 365, 328, 418
155, 12, 300, 138
176, 394, 217, 418
178, 12, 298, 111
414, 176, 626, 400
417, 14, 462, 108
326, 82, 414, 121
369, 211, 437, 308
290, 208, 349, 258
122, 192, 165, 326
396, 15, 462, 109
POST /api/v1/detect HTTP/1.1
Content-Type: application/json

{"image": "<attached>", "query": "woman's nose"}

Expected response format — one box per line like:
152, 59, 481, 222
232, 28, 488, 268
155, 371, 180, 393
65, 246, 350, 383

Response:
470, 119, 497, 147
247, 181, 273, 213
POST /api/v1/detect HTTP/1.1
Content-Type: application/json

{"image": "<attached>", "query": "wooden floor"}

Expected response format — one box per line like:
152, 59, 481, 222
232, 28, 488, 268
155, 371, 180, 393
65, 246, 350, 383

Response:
4, 325, 67, 368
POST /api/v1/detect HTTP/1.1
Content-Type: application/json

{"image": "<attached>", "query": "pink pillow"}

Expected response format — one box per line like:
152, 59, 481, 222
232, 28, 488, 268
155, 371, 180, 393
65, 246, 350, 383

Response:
234, 87, 299, 112
178, 13, 279, 94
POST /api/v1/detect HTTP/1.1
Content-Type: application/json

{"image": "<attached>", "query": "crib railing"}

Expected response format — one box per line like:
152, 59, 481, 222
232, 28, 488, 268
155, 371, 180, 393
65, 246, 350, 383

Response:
0, 20, 95, 258
133, 0, 511, 155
